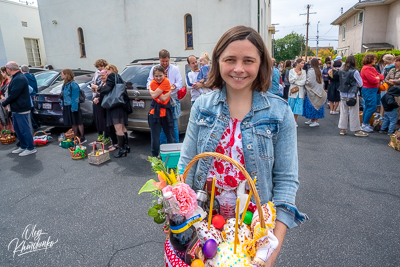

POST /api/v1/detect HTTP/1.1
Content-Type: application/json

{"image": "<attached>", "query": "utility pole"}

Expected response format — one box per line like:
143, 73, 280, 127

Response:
300, 38, 304, 58
316, 21, 320, 58
300, 5, 317, 61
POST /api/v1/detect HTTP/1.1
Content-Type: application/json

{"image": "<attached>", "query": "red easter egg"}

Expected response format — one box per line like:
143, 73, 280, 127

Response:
212, 215, 225, 229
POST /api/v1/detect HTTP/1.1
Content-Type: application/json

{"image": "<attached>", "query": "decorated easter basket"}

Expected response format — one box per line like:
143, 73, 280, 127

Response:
388, 131, 400, 152
68, 136, 87, 159
164, 152, 266, 267
33, 131, 49, 146
0, 129, 16, 145
61, 139, 74, 149
87, 141, 110, 165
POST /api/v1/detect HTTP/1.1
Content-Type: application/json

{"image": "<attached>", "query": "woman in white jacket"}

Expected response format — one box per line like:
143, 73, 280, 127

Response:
288, 58, 307, 126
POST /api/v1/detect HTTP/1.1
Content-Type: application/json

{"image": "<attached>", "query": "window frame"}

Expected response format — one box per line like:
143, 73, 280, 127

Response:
77, 27, 86, 58
24, 38, 42, 67
184, 14, 193, 50
342, 25, 346, 41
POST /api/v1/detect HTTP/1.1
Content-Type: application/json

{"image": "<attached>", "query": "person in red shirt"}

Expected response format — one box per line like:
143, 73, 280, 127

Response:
360, 54, 384, 132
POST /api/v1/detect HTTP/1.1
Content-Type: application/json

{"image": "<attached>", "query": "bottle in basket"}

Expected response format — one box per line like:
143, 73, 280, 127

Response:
216, 190, 236, 220
164, 192, 197, 255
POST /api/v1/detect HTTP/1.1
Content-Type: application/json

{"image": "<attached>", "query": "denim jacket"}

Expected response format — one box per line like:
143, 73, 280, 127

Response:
60, 81, 80, 112
178, 87, 308, 229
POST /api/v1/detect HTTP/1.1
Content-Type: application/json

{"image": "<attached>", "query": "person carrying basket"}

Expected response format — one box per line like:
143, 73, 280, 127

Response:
178, 25, 308, 266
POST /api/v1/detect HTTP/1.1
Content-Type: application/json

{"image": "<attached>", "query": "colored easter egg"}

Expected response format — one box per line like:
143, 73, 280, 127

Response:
203, 239, 218, 259
243, 211, 253, 225
191, 259, 205, 267
212, 215, 225, 230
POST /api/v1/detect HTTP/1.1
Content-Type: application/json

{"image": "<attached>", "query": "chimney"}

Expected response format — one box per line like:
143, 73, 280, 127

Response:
341, 7, 343, 14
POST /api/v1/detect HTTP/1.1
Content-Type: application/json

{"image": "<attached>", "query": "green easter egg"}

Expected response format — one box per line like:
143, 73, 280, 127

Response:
243, 211, 253, 225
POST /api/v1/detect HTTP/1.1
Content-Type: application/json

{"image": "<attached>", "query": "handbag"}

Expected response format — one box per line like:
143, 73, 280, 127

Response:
346, 97, 357, 106
79, 89, 86, 103
290, 86, 299, 95
101, 74, 126, 109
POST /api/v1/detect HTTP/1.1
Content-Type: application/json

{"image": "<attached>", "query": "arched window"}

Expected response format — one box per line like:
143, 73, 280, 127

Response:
77, 27, 86, 58
184, 14, 193, 50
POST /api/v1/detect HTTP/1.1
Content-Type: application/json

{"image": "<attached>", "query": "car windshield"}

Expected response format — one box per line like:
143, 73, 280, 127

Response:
120, 65, 153, 89
40, 74, 93, 95
35, 71, 58, 87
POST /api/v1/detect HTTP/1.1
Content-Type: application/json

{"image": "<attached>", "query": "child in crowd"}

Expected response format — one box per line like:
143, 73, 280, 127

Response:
380, 86, 400, 134
148, 66, 174, 157
196, 52, 212, 94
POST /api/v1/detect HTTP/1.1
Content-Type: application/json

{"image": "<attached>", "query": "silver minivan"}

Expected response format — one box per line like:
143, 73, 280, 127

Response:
120, 58, 192, 133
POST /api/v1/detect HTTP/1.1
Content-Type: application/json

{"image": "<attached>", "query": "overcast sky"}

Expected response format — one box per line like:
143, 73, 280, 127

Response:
271, 0, 357, 49
13, 0, 355, 49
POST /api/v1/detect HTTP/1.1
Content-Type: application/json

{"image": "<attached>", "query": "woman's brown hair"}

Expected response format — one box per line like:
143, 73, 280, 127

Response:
310, 58, 322, 84
61, 69, 74, 84
362, 54, 377, 66
343, 55, 357, 71
105, 64, 118, 73
205, 25, 272, 92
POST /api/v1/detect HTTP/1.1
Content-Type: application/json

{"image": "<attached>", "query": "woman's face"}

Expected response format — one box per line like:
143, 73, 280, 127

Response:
372, 58, 377, 65
1, 71, 6, 79
297, 61, 305, 68
219, 39, 261, 93
395, 60, 400, 70
61, 72, 65, 80
154, 71, 165, 84
99, 73, 107, 83
106, 69, 113, 75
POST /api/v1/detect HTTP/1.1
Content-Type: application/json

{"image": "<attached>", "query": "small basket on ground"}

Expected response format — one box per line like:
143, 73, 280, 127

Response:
88, 141, 110, 165
64, 128, 74, 139
0, 130, 16, 145
388, 131, 400, 151
164, 152, 265, 267
68, 136, 87, 159
33, 131, 49, 146
61, 139, 74, 149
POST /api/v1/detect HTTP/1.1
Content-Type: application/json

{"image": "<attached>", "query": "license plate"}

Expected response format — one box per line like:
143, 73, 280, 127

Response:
42, 103, 52, 110
132, 100, 145, 108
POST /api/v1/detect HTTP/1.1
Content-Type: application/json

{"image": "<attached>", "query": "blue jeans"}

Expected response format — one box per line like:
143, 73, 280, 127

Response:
381, 109, 398, 133
160, 118, 179, 144
12, 112, 35, 150
361, 87, 378, 125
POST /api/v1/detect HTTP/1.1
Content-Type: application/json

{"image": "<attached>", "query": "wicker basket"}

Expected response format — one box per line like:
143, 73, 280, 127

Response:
164, 152, 265, 266
88, 142, 110, 165
33, 131, 48, 146
64, 128, 74, 140
0, 130, 16, 145
68, 136, 87, 159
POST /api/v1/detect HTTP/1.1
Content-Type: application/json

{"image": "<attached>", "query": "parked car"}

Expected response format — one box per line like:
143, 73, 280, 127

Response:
34, 69, 94, 92
33, 74, 95, 127
120, 57, 192, 133
28, 67, 46, 74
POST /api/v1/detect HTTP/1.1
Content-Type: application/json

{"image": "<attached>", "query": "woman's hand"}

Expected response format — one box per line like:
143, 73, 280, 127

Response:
158, 90, 171, 102
264, 220, 287, 267
91, 84, 98, 92
93, 98, 99, 104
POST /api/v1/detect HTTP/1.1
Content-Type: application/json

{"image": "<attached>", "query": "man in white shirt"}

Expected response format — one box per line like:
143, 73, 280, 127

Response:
185, 55, 201, 105
147, 49, 182, 143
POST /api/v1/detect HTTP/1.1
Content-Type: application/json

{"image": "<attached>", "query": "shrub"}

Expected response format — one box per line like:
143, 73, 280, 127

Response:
342, 49, 400, 70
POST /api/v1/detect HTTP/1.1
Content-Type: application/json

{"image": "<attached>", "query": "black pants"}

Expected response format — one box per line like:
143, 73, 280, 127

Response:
283, 85, 290, 99
148, 114, 174, 157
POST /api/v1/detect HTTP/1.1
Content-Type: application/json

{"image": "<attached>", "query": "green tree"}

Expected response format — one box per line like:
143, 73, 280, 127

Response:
273, 32, 313, 62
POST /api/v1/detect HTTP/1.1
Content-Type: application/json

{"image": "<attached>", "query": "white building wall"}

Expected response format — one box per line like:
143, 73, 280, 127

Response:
336, 14, 363, 56
386, 0, 400, 49
362, 6, 389, 45
0, 0, 46, 67
37, 0, 268, 71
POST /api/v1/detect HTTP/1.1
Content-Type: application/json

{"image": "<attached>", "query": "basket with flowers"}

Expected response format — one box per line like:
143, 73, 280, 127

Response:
140, 153, 278, 267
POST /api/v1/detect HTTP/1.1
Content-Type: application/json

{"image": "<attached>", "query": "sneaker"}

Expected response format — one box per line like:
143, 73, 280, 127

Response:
330, 111, 334, 115
102, 137, 111, 145
80, 138, 87, 144
379, 130, 388, 134
340, 130, 347, 135
12, 147, 25, 154
333, 111, 339, 115
388, 132, 394, 136
296, 122, 298, 128
361, 125, 373, 133
355, 131, 369, 137
305, 120, 312, 125
309, 122, 320, 127
97, 134, 104, 142
19, 148, 37, 156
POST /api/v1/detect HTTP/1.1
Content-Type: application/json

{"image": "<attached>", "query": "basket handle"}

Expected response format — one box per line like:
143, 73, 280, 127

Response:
93, 141, 105, 153
182, 152, 265, 228
33, 131, 47, 137
74, 136, 81, 148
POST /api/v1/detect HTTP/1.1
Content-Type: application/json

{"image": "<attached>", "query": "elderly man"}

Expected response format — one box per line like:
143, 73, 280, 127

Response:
185, 55, 201, 105
0, 61, 36, 156
147, 49, 182, 143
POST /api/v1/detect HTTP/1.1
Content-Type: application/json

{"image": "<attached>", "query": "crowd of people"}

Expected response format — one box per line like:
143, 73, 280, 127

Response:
272, 53, 400, 137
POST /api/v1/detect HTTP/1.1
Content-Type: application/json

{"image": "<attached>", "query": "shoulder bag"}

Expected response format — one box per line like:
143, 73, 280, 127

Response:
101, 74, 126, 109
290, 86, 299, 95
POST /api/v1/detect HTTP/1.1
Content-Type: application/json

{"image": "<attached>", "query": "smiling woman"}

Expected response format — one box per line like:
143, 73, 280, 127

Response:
178, 25, 308, 266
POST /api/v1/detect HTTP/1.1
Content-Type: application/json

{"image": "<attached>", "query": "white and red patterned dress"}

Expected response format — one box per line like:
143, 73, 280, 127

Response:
206, 118, 245, 195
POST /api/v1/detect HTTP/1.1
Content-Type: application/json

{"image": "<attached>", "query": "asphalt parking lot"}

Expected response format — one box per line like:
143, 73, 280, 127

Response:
0, 109, 399, 266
